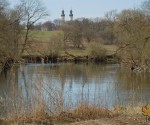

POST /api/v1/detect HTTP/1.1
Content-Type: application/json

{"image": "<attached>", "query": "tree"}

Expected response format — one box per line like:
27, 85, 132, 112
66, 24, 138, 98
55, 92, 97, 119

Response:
115, 9, 150, 69
53, 19, 61, 29
69, 20, 83, 48
41, 21, 55, 31
61, 21, 83, 49
0, 0, 8, 12
71, 27, 82, 48
61, 24, 74, 49
0, 0, 48, 72
103, 10, 117, 44
81, 18, 95, 43
0, 0, 22, 72
18, 0, 48, 54
141, 0, 150, 16
33, 22, 42, 30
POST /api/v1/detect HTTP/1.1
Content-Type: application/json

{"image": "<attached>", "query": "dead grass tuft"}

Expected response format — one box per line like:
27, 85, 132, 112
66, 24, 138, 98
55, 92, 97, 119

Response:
8, 106, 53, 125
55, 111, 79, 123
0, 118, 7, 125
73, 104, 113, 120
2, 104, 145, 124
54, 103, 114, 124
7, 104, 114, 124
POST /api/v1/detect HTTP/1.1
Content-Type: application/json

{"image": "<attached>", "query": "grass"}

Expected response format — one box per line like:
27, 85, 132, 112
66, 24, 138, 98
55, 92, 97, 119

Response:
2, 104, 145, 125
21, 30, 118, 57
30, 30, 62, 41
73, 104, 113, 120
61, 49, 88, 57
61, 44, 117, 57
101, 44, 118, 55
4, 104, 114, 124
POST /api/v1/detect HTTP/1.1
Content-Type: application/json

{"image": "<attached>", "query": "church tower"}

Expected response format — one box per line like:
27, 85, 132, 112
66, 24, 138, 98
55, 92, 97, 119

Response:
61, 10, 65, 22
69, 10, 73, 21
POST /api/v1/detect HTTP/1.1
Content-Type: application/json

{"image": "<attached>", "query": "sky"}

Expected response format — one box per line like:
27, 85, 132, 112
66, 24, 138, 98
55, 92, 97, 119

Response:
9, 0, 144, 21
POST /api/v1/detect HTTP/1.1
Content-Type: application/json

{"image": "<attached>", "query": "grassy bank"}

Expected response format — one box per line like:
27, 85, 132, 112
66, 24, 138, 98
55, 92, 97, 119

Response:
30, 30, 62, 41
22, 30, 118, 60
0, 104, 145, 125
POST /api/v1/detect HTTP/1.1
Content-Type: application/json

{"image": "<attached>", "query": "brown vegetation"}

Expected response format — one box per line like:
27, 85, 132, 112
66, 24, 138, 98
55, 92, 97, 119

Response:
2, 103, 148, 125
88, 42, 106, 59
4, 104, 114, 125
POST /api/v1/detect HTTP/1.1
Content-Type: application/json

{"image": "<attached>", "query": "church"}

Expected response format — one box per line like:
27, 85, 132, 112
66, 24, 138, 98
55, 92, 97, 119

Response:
61, 10, 73, 22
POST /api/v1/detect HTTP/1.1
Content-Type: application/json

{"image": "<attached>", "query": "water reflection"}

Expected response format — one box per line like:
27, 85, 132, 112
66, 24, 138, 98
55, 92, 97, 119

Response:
0, 63, 150, 115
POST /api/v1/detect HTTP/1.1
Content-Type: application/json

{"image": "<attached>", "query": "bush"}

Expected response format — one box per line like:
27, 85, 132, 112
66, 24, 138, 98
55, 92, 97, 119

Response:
88, 42, 107, 58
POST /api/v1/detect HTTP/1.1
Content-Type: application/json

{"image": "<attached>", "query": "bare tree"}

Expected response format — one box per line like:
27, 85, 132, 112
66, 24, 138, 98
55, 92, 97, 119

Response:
81, 18, 95, 43
18, 0, 48, 54
0, 0, 8, 12
0, 0, 23, 73
115, 9, 150, 69
61, 21, 83, 49
53, 19, 61, 29
141, 0, 150, 16
41, 21, 55, 31
105, 10, 117, 22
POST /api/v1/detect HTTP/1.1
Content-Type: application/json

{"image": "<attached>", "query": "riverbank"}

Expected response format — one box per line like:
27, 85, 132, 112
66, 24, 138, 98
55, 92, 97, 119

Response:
0, 116, 147, 125
21, 53, 118, 64
65, 115, 147, 125
0, 114, 147, 125
21, 44, 118, 64
0, 105, 148, 125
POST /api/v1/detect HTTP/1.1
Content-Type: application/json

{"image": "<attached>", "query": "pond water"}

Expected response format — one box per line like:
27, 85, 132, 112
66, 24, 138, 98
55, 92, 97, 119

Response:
0, 63, 150, 114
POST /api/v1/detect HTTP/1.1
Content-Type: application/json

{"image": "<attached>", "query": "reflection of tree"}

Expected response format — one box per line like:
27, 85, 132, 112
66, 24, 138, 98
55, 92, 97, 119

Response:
0, 66, 20, 115
20, 66, 31, 112
117, 68, 147, 90
115, 67, 150, 105
52, 63, 108, 84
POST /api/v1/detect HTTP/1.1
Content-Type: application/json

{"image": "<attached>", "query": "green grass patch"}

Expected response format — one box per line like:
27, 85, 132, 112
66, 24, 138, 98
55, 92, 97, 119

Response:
102, 45, 118, 55
27, 30, 62, 41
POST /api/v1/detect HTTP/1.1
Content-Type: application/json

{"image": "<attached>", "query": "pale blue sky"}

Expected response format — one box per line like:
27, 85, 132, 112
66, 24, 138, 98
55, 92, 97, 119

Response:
9, 0, 144, 21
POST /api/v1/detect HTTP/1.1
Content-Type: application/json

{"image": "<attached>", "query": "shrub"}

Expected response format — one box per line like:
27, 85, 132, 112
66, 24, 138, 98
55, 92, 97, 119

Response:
88, 42, 107, 58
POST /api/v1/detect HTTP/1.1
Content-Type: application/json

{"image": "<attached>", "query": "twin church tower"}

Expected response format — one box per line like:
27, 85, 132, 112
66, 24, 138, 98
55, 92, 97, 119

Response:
61, 10, 73, 22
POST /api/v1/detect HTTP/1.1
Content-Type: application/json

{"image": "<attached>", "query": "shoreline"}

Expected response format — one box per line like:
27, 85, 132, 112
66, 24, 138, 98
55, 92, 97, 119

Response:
21, 54, 119, 64
0, 105, 148, 125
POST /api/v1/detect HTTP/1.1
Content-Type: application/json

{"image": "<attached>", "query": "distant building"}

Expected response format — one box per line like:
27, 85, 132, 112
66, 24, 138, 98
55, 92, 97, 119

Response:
69, 10, 73, 21
61, 9, 74, 22
61, 10, 65, 22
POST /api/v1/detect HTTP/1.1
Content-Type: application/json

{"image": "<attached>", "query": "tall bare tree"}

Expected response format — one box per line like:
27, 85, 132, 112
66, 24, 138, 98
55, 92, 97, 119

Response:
115, 9, 150, 69
18, 0, 48, 54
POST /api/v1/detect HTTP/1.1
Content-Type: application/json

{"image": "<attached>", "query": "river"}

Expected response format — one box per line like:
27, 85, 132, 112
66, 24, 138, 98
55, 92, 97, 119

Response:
0, 63, 150, 115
